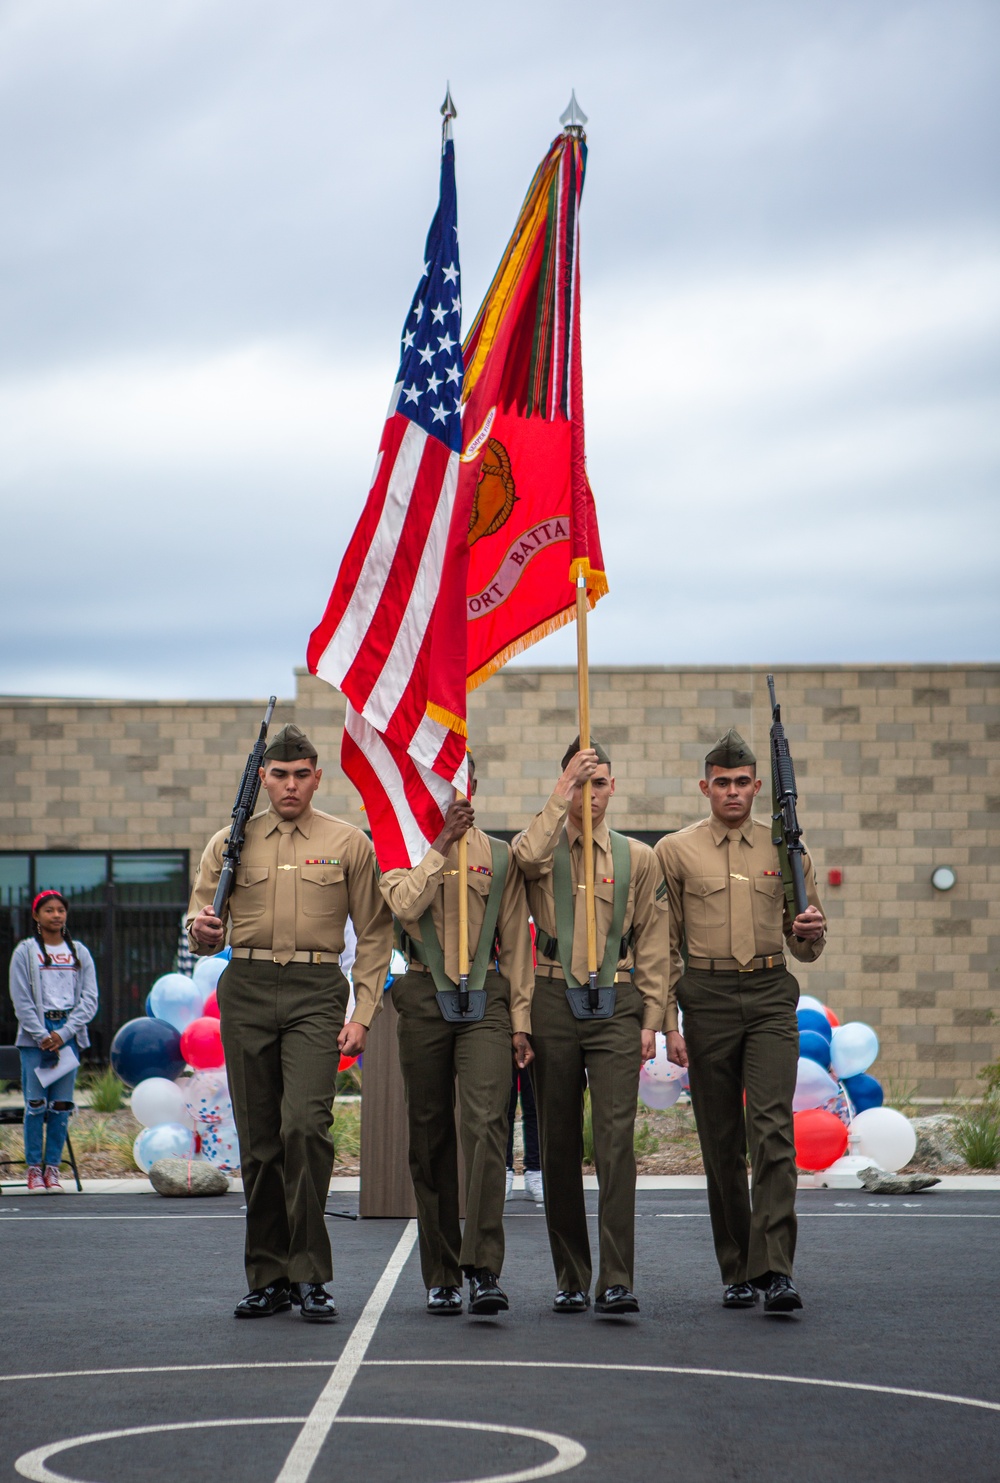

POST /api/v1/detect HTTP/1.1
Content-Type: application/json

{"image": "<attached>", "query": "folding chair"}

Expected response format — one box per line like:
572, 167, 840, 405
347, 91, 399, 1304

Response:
0, 1045, 84, 1193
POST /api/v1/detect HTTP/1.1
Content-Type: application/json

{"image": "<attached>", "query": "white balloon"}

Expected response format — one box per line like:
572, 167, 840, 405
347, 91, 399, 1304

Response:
192, 954, 229, 1000
130, 1077, 187, 1129
133, 1122, 197, 1172
851, 1107, 917, 1173
797, 995, 826, 1014
831, 1022, 879, 1079
148, 973, 205, 1032
643, 1033, 686, 1085
793, 1056, 840, 1112
639, 1067, 682, 1110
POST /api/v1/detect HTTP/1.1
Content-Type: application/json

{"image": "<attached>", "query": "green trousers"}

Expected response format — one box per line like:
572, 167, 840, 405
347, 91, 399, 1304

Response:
217, 958, 348, 1290
392, 968, 513, 1289
678, 965, 800, 1285
530, 974, 644, 1295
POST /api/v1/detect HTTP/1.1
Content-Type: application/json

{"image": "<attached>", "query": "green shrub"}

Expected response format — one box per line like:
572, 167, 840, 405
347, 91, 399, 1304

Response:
954, 1109, 1000, 1170
86, 1068, 128, 1113
329, 1101, 361, 1162
634, 1119, 661, 1158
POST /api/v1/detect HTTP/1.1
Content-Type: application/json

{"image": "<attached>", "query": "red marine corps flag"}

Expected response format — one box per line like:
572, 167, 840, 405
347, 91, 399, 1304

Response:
459, 94, 607, 690
307, 99, 469, 868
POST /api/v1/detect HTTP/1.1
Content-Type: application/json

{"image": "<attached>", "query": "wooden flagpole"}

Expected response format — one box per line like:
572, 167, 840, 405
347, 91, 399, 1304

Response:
457, 783, 470, 1013
575, 571, 599, 1010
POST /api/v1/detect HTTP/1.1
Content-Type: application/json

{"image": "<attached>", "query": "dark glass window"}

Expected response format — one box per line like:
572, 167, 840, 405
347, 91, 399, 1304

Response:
35, 854, 107, 903
0, 856, 30, 908
112, 853, 187, 903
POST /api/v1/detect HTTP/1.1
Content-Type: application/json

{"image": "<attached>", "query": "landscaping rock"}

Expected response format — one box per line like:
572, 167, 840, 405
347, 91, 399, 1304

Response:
149, 1157, 229, 1197
910, 1114, 963, 1167
858, 1165, 941, 1195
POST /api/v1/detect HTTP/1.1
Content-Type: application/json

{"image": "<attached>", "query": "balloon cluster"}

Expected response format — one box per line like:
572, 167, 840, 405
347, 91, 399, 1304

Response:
793, 994, 916, 1174
109, 952, 242, 1175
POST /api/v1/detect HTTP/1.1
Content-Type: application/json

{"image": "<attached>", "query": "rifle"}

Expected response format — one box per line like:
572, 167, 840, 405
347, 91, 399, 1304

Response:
766, 675, 809, 924
211, 696, 277, 919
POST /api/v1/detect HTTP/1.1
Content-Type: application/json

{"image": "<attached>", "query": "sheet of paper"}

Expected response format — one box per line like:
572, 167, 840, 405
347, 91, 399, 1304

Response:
33, 1042, 80, 1089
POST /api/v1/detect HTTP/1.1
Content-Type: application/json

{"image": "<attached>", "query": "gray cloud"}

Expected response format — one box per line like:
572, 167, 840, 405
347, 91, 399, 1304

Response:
0, 0, 996, 699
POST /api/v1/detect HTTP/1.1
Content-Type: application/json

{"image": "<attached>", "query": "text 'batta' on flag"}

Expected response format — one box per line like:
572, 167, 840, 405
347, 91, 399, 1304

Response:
307, 99, 469, 869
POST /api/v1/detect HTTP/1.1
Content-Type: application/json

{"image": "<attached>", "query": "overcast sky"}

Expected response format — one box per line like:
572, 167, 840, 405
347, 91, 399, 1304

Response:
1, 0, 997, 700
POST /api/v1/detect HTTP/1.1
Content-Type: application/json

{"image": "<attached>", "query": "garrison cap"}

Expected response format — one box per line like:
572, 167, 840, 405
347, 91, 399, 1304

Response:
705, 727, 756, 769
263, 723, 318, 763
561, 735, 612, 771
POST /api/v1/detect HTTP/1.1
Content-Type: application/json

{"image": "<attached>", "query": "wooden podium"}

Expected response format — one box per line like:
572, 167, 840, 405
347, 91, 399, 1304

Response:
359, 989, 466, 1218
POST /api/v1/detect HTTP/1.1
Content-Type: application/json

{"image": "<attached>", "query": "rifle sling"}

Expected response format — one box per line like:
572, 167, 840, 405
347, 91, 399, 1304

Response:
552, 830, 631, 989
410, 837, 509, 995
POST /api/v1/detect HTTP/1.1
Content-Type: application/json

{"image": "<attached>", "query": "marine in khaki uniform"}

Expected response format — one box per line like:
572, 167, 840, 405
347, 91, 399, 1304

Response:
514, 738, 671, 1316
656, 728, 826, 1314
187, 724, 393, 1322
379, 756, 534, 1316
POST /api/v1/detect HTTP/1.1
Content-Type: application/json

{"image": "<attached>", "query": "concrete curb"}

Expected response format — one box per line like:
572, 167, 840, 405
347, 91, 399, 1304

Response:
4, 1172, 999, 1196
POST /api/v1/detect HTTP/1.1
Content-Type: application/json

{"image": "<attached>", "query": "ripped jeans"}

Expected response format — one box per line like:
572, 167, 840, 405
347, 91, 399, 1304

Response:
20, 1014, 78, 1169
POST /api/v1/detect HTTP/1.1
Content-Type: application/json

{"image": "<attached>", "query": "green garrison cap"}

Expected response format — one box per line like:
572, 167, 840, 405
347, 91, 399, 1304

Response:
561, 735, 612, 770
263, 723, 318, 762
705, 727, 756, 769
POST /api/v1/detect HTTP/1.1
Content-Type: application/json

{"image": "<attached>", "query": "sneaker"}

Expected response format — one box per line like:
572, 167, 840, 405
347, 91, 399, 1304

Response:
43, 1165, 64, 1192
524, 1169, 544, 1203
505, 1168, 515, 1201
27, 1166, 45, 1192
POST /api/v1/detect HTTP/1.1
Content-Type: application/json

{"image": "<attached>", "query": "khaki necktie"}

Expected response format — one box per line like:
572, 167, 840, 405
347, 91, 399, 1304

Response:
727, 829, 755, 968
272, 820, 298, 965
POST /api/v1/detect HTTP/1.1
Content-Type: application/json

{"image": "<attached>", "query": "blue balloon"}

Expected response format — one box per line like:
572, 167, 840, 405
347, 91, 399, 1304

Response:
843, 1072, 884, 1114
133, 1122, 197, 1173
799, 1029, 832, 1068
144, 992, 156, 1018
796, 1007, 833, 1042
110, 1018, 185, 1089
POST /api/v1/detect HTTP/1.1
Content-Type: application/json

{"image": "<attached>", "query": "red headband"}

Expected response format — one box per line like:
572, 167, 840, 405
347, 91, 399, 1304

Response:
32, 890, 67, 913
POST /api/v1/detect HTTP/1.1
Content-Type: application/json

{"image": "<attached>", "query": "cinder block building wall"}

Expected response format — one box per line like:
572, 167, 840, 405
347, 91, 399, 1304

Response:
2, 662, 997, 1098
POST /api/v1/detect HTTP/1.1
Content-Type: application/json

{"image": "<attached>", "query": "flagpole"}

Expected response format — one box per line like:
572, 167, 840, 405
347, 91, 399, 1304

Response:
575, 571, 600, 1012
456, 782, 470, 1013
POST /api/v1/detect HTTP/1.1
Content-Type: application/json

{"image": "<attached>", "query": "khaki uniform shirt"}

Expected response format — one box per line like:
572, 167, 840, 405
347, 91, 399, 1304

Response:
513, 791, 671, 1032
186, 804, 393, 1027
654, 814, 826, 1012
379, 828, 535, 1035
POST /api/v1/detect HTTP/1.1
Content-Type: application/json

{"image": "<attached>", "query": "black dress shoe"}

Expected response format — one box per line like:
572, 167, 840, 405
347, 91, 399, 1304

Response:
468, 1269, 509, 1315
290, 1281, 338, 1322
595, 1285, 639, 1315
723, 1281, 759, 1309
763, 1273, 803, 1314
552, 1290, 590, 1314
233, 1280, 291, 1318
427, 1285, 463, 1315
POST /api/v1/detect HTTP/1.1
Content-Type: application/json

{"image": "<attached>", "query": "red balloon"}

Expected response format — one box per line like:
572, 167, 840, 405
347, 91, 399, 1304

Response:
338, 1053, 358, 1072
794, 1108, 848, 1171
180, 1015, 225, 1070
202, 990, 220, 1020
825, 1007, 840, 1028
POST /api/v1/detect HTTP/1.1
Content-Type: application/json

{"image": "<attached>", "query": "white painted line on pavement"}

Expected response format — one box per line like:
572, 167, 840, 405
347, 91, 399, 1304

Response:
366, 1359, 1000, 1414
273, 1218, 418, 1483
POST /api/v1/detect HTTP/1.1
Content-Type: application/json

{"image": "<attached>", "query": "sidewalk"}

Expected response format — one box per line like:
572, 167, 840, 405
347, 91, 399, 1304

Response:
4, 1173, 999, 1196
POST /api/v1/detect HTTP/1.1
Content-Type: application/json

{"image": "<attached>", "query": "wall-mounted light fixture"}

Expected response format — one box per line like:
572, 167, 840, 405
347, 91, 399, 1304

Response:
930, 866, 957, 892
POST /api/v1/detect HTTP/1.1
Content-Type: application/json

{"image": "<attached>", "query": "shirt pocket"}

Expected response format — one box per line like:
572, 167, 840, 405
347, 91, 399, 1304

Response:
234, 865, 269, 918
683, 875, 728, 933
300, 863, 346, 918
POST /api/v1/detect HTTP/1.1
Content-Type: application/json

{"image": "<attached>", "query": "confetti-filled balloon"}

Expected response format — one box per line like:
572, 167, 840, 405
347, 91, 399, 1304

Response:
133, 1122, 197, 1172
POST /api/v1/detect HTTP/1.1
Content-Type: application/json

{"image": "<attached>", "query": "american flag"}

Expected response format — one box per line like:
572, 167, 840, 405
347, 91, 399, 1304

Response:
307, 117, 470, 869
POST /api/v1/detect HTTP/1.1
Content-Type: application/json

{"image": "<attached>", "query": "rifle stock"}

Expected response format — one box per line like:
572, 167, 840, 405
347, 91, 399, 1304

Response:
211, 696, 277, 919
766, 675, 809, 921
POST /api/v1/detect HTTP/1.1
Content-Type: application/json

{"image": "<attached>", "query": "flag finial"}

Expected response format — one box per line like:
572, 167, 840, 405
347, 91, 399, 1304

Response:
560, 90, 588, 133
440, 84, 457, 121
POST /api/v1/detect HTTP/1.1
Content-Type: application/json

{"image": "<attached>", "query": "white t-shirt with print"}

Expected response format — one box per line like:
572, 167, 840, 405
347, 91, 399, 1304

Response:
35, 946, 78, 1012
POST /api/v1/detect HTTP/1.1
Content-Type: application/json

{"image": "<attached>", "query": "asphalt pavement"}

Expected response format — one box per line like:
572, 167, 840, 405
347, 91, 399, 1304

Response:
1, 1187, 997, 1483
